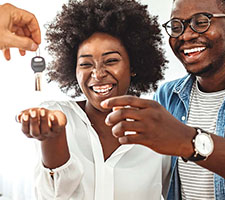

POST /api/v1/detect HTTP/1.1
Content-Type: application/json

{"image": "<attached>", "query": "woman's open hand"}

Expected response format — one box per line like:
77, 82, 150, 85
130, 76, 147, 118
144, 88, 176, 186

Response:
17, 108, 67, 141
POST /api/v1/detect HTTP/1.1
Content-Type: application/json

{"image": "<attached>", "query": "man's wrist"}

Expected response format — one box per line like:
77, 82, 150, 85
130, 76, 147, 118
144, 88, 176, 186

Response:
180, 126, 196, 159
181, 127, 214, 162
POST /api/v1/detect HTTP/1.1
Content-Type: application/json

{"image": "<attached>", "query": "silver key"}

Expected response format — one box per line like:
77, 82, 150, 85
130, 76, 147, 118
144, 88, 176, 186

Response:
31, 56, 46, 91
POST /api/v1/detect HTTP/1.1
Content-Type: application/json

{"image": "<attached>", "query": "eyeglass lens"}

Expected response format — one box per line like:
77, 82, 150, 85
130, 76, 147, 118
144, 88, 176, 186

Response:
165, 13, 210, 37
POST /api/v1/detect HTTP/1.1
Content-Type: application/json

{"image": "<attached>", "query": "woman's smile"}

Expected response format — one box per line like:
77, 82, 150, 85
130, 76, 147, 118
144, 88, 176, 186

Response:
76, 32, 131, 111
90, 83, 115, 96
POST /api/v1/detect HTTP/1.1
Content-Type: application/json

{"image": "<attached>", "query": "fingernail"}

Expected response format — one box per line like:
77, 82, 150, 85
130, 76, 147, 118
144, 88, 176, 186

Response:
31, 43, 38, 51
118, 137, 128, 144
100, 100, 108, 108
30, 110, 36, 118
22, 114, 28, 121
113, 106, 123, 112
6, 56, 10, 61
105, 115, 112, 126
40, 109, 45, 117
49, 114, 54, 121
21, 51, 26, 56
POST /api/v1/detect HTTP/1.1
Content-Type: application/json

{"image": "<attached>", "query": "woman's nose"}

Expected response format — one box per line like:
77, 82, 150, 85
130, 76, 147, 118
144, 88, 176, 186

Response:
91, 65, 107, 80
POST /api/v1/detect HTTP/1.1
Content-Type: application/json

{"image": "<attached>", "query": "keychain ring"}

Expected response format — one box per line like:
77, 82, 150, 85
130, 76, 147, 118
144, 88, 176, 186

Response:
35, 47, 41, 57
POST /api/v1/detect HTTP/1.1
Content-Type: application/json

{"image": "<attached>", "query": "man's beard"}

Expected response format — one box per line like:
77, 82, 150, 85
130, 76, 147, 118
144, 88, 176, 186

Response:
187, 64, 212, 76
187, 51, 225, 76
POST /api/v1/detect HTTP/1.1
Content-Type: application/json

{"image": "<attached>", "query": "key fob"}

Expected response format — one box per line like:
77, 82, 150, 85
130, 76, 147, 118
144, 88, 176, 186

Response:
31, 56, 46, 73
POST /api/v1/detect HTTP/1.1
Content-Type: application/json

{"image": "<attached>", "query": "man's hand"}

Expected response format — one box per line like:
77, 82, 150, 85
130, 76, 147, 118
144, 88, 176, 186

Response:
0, 3, 41, 60
101, 95, 196, 158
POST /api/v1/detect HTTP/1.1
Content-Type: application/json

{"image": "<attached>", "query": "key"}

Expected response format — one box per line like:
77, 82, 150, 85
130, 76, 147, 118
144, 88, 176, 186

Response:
31, 56, 46, 91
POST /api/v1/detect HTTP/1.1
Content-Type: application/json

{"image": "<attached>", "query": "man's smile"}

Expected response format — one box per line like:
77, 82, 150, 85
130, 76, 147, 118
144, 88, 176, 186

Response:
179, 45, 207, 63
183, 47, 206, 56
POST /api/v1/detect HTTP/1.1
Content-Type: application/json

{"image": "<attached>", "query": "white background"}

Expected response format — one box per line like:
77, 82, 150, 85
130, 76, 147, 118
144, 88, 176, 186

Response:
0, 0, 186, 199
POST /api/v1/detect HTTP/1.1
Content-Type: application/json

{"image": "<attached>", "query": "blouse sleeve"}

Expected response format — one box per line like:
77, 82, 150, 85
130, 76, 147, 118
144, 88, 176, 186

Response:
161, 155, 171, 198
34, 153, 84, 199
34, 101, 85, 199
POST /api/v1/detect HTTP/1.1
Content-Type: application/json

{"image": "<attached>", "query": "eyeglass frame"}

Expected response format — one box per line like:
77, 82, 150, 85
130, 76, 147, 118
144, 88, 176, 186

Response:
162, 12, 225, 38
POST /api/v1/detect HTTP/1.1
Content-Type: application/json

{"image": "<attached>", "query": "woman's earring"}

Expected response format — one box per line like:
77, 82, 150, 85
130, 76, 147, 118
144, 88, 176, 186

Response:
131, 72, 136, 77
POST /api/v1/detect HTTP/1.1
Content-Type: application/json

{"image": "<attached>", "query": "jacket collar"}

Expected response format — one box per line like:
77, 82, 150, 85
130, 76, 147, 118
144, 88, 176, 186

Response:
173, 74, 195, 99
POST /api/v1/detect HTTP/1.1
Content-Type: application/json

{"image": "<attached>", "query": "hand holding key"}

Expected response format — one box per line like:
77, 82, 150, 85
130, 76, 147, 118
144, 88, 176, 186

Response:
0, 3, 41, 60
31, 55, 46, 91
17, 108, 67, 141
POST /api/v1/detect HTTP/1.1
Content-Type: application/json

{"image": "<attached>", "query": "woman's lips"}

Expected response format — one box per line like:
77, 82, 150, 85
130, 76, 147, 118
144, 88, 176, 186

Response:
91, 84, 114, 96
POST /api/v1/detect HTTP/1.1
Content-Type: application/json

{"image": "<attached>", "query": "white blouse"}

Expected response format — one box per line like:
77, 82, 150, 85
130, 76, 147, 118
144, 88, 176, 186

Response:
35, 101, 171, 200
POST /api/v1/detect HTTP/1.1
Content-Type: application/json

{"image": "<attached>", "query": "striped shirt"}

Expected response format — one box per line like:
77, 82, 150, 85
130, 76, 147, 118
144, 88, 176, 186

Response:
178, 80, 225, 200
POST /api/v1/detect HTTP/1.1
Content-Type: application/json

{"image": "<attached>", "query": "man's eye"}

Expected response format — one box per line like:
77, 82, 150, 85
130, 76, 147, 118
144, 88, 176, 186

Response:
171, 26, 182, 33
195, 20, 208, 27
170, 22, 182, 33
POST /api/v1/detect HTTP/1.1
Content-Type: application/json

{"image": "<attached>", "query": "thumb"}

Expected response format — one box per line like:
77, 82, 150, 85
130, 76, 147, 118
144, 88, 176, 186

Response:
6, 32, 38, 51
52, 110, 67, 127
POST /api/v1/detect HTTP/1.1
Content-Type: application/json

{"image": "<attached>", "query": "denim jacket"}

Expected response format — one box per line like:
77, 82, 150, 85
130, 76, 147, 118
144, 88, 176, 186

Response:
153, 74, 225, 200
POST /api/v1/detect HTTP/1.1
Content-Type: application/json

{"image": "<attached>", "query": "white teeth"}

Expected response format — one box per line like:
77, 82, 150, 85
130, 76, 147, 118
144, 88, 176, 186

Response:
92, 84, 113, 94
184, 47, 206, 55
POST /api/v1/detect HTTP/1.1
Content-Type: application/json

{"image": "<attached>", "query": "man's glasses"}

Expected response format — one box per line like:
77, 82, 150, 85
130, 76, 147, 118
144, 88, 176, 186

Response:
162, 12, 225, 38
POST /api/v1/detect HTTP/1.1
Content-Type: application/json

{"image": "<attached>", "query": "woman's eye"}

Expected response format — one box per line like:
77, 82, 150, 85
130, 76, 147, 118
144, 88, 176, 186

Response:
79, 63, 92, 68
105, 58, 119, 65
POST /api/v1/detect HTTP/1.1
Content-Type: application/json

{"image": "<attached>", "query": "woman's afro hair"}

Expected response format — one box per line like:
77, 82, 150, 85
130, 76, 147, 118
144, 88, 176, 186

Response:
46, 0, 168, 97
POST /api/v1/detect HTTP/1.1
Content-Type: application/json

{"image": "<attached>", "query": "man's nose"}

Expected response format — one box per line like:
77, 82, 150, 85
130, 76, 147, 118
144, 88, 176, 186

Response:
179, 25, 199, 41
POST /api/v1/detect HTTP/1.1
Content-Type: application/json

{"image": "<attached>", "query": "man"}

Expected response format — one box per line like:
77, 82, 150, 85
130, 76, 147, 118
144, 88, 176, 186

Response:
101, 0, 225, 199
0, 3, 41, 60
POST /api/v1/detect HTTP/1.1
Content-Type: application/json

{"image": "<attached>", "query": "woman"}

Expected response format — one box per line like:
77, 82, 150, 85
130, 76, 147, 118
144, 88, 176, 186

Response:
17, 0, 170, 199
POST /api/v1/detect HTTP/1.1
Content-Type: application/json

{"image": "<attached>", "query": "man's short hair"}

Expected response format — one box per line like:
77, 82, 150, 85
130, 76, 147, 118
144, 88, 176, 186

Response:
173, 0, 225, 13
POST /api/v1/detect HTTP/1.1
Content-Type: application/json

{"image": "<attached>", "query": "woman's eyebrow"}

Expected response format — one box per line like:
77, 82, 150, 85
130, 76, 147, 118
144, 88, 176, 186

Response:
78, 51, 121, 58
78, 54, 92, 58
102, 51, 121, 56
